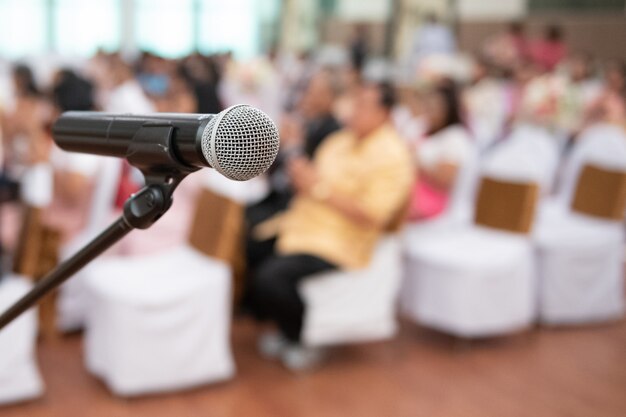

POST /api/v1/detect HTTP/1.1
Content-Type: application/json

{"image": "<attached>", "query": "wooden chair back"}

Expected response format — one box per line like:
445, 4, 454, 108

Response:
571, 164, 626, 221
473, 177, 539, 234
187, 188, 246, 302
13, 205, 61, 339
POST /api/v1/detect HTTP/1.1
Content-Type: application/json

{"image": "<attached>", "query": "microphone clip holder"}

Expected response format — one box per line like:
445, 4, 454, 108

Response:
122, 121, 206, 228
121, 183, 173, 230
125, 122, 198, 204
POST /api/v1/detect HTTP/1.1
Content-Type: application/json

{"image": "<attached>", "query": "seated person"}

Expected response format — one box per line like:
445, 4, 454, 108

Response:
245, 69, 341, 229
247, 82, 414, 370
244, 70, 342, 283
409, 83, 472, 220
43, 69, 102, 244
0, 65, 52, 255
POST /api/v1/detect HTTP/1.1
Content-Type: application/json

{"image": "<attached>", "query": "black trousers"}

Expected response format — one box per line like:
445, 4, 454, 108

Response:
244, 192, 337, 342
247, 239, 336, 342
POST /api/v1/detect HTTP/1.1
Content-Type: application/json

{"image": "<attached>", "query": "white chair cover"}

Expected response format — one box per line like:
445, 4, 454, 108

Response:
481, 123, 559, 194
402, 228, 535, 337
20, 163, 53, 208
401, 124, 557, 337
299, 236, 403, 347
57, 157, 122, 332
58, 71, 155, 330
555, 123, 626, 206
83, 246, 235, 396
0, 276, 44, 405
535, 123, 626, 325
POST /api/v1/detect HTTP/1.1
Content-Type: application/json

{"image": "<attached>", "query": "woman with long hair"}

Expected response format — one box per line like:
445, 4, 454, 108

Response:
409, 82, 473, 220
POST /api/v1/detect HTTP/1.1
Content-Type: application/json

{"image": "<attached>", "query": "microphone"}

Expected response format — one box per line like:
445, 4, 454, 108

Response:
52, 104, 280, 181
0, 105, 279, 332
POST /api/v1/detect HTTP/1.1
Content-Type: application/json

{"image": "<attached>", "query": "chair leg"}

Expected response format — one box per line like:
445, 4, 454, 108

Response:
38, 291, 59, 341
36, 227, 62, 340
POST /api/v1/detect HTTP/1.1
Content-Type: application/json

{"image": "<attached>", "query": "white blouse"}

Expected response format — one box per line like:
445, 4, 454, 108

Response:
418, 124, 473, 171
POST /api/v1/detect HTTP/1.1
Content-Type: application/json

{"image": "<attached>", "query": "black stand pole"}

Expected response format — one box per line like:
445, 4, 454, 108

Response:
0, 181, 181, 331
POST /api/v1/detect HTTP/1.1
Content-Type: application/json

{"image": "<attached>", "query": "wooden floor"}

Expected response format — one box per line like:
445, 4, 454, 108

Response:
2, 317, 626, 417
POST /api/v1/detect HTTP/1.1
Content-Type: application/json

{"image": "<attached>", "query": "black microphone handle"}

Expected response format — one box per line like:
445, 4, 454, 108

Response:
52, 112, 215, 169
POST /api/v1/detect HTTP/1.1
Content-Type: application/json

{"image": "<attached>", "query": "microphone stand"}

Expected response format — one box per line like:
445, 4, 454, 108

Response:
0, 123, 195, 331
0, 181, 182, 330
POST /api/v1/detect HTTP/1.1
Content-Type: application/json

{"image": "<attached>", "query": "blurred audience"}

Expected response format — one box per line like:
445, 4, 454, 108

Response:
350, 24, 370, 73
554, 53, 602, 134
0, 22, 623, 251
504, 58, 540, 128
0, 14, 624, 369
603, 59, 626, 97
483, 21, 529, 74
0, 21, 622, 250
105, 55, 154, 113
179, 53, 223, 114
530, 24, 567, 72
410, 14, 456, 73
1, 65, 50, 176
463, 55, 508, 146
44, 69, 99, 241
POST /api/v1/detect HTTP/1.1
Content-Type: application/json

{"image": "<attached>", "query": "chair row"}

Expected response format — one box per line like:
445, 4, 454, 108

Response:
1, 122, 624, 403
401, 122, 626, 336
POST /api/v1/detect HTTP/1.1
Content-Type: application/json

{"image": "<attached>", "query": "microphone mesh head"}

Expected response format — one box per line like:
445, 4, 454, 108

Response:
201, 105, 279, 181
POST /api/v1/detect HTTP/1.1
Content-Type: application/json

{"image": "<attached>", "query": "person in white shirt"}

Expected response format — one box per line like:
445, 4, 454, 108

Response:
463, 56, 508, 150
410, 14, 456, 73
409, 82, 472, 220
555, 53, 603, 135
392, 86, 428, 144
103, 56, 155, 114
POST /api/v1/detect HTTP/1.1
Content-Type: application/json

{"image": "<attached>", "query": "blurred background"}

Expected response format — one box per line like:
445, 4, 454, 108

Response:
0, 1, 625, 416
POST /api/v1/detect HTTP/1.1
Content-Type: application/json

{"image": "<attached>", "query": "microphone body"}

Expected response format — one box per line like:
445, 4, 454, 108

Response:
53, 112, 212, 170
52, 105, 280, 181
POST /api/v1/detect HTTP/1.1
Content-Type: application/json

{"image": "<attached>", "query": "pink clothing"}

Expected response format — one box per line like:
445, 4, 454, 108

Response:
408, 179, 448, 220
0, 204, 22, 252
531, 41, 567, 71
408, 125, 472, 221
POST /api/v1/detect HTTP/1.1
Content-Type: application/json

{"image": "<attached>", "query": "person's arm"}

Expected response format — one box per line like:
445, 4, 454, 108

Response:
289, 146, 414, 229
288, 157, 380, 227
0, 108, 16, 145
52, 152, 100, 205
320, 186, 381, 227
54, 171, 91, 205
419, 161, 459, 191
278, 113, 307, 158
417, 130, 469, 191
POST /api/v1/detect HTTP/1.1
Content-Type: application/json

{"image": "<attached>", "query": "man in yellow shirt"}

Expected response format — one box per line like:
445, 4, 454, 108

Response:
248, 82, 414, 369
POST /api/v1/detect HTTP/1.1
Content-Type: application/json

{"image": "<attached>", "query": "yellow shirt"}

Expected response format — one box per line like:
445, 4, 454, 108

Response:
276, 124, 414, 269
